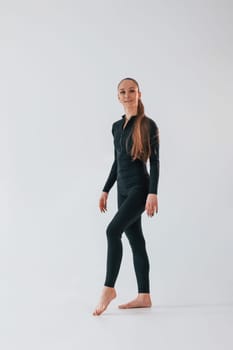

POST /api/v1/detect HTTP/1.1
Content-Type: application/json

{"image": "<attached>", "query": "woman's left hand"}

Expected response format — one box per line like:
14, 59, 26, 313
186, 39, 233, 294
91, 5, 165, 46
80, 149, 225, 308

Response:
145, 194, 158, 217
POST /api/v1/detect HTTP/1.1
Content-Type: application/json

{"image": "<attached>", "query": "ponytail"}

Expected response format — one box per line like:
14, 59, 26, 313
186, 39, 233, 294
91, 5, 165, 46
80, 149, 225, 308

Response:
118, 77, 151, 162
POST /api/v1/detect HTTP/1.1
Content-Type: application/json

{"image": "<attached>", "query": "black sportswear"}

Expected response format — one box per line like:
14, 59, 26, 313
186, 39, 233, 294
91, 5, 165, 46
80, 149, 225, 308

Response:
101, 114, 160, 293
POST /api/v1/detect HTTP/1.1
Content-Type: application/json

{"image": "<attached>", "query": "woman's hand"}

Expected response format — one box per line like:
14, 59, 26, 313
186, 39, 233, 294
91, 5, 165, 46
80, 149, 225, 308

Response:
99, 192, 108, 213
145, 194, 158, 217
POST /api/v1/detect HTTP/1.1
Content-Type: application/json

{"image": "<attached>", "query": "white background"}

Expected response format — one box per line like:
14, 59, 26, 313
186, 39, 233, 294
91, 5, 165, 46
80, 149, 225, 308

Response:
0, 0, 233, 349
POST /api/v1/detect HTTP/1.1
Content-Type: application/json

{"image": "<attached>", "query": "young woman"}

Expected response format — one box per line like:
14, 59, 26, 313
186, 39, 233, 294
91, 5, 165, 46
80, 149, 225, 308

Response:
93, 77, 160, 316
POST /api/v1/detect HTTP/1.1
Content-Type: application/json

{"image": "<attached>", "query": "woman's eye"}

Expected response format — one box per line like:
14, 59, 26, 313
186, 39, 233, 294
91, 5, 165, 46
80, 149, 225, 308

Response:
120, 90, 135, 94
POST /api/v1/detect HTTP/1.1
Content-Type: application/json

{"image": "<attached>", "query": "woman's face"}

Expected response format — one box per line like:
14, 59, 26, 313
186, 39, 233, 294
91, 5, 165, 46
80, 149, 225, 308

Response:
117, 80, 141, 109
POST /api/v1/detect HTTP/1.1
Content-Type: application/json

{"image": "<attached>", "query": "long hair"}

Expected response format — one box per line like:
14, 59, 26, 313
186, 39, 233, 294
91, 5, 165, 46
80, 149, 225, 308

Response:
117, 77, 151, 162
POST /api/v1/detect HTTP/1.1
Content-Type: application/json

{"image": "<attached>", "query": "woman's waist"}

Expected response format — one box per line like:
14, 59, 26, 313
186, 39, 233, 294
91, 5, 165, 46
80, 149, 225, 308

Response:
117, 172, 149, 185
117, 176, 149, 193
117, 162, 147, 175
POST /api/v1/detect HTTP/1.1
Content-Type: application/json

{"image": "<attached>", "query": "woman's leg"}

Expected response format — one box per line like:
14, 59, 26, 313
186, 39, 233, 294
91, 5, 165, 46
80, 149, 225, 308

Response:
118, 216, 152, 309
104, 187, 147, 288
124, 217, 150, 293
93, 187, 147, 315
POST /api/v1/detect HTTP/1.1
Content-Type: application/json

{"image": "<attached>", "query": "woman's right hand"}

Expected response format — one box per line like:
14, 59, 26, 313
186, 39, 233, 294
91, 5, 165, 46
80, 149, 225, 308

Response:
99, 192, 108, 213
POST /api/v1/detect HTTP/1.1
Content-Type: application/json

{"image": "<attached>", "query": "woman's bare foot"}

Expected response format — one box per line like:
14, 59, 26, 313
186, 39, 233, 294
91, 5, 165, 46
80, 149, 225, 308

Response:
118, 293, 152, 309
93, 286, 117, 316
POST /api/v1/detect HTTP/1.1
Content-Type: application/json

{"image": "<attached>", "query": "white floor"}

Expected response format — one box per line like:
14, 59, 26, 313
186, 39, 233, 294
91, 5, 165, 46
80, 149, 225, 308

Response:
1, 290, 233, 350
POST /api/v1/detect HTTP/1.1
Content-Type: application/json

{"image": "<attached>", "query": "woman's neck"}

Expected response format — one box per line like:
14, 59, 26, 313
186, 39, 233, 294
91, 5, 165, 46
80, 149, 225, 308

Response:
124, 107, 137, 120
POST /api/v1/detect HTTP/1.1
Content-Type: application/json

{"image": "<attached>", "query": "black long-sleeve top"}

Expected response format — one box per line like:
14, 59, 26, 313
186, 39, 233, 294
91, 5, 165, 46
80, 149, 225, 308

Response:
102, 114, 160, 195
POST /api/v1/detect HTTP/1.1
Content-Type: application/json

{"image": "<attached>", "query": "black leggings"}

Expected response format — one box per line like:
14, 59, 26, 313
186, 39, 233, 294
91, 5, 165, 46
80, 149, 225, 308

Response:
104, 185, 150, 293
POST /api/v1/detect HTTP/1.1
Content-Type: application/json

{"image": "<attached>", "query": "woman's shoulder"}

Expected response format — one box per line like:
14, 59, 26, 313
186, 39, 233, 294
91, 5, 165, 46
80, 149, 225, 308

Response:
144, 116, 160, 144
111, 115, 124, 131
112, 118, 122, 127
144, 115, 159, 130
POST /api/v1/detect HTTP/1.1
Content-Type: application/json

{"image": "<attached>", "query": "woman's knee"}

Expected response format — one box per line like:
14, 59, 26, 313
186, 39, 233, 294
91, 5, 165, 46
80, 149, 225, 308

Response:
106, 221, 121, 240
106, 222, 116, 239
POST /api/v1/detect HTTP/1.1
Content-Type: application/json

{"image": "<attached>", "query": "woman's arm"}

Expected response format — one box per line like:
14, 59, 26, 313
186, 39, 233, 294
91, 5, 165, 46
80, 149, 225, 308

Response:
145, 120, 160, 217
102, 148, 117, 193
102, 123, 117, 193
148, 120, 160, 195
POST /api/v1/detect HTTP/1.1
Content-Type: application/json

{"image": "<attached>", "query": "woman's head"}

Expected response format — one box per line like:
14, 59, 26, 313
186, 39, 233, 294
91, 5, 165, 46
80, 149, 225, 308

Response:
117, 77, 142, 113
117, 78, 151, 162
